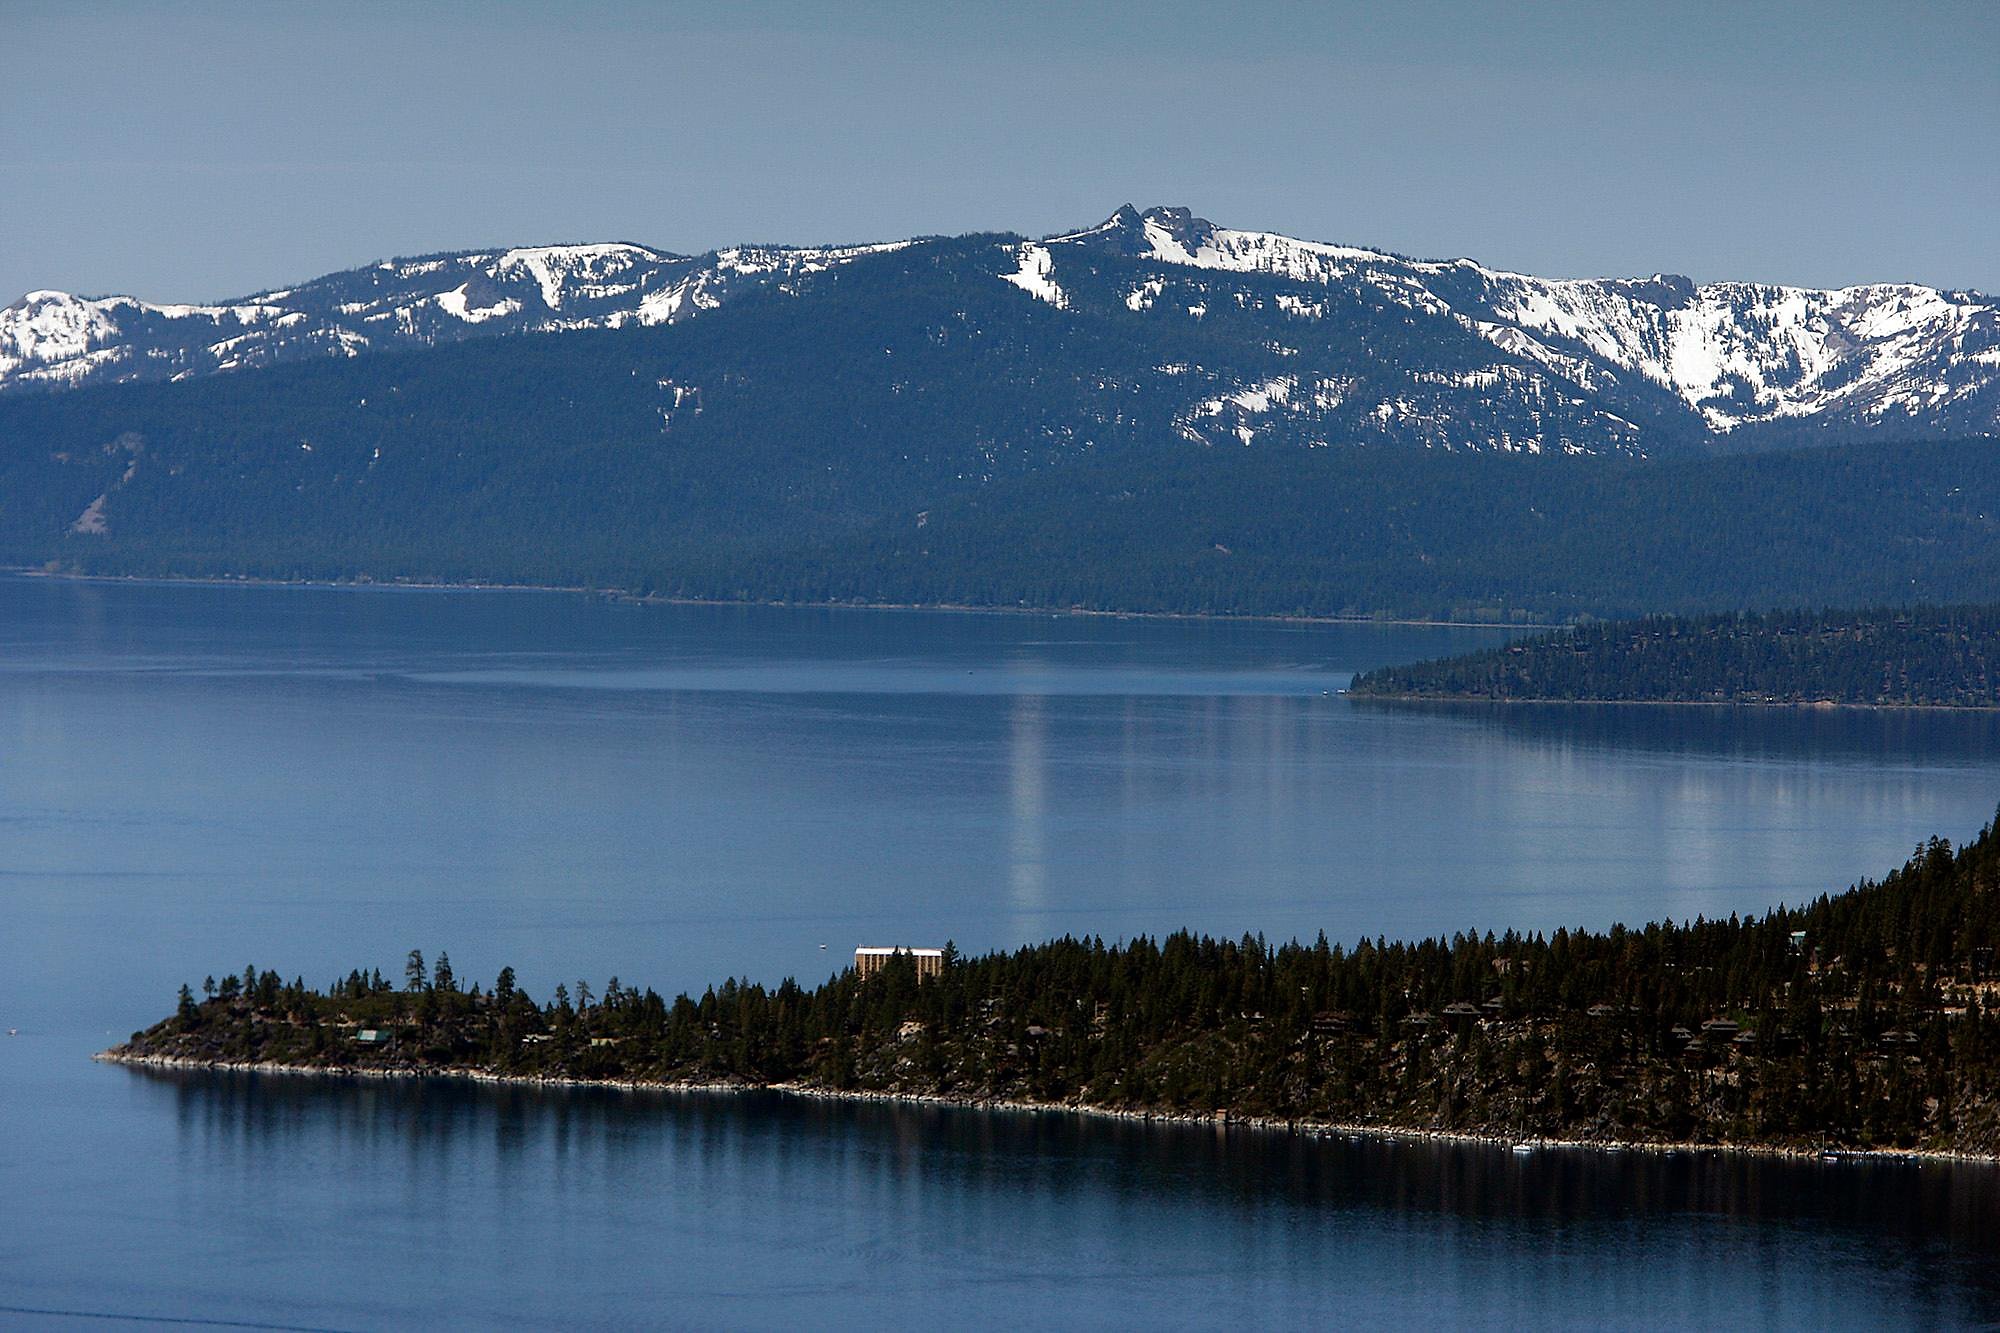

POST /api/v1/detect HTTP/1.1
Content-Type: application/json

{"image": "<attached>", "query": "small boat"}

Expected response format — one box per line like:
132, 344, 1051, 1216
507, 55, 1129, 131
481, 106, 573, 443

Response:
1511, 1143, 1535, 1155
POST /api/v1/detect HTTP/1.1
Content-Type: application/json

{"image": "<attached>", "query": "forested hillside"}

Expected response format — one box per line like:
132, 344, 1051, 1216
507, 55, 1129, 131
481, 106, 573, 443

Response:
3, 305, 1999, 619
1350, 606, 2000, 704
8, 204, 2000, 620
114, 818, 2000, 1155
6, 223, 2000, 620
804, 439, 2000, 620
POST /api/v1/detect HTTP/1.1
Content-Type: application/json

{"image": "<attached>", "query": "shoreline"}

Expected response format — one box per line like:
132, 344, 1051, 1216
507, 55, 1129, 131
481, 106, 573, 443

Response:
28, 561, 1988, 710
1349, 692, 2000, 714
6, 567, 1534, 632
92, 1050, 2000, 1168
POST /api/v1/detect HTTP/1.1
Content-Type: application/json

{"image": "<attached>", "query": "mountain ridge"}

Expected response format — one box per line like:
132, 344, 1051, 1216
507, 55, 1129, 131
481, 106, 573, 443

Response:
6, 206, 1996, 452
8, 210, 2000, 623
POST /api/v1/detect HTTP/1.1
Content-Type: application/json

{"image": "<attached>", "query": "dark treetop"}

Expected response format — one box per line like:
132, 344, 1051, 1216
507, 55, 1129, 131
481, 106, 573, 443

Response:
1349, 605, 2000, 706
115, 816, 2000, 1155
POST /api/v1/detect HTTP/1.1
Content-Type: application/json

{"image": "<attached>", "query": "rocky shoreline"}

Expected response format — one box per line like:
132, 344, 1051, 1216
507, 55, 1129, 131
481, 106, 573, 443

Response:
93, 1049, 2000, 1168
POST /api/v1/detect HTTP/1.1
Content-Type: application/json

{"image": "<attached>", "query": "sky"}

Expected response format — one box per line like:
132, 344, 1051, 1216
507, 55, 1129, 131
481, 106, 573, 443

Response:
3, 0, 1996, 302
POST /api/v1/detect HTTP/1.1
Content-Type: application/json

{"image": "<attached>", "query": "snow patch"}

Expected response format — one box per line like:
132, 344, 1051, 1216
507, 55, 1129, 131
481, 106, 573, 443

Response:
1001, 244, 1068, 308
435, 284, 523, 324
495, 243, 661, 310
1, 293, 117, 372
1125, 278, 1164, 312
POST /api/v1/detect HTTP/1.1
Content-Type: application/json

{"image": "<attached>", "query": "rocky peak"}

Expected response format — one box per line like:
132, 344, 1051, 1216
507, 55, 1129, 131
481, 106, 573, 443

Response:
1140, 206, 1220, 258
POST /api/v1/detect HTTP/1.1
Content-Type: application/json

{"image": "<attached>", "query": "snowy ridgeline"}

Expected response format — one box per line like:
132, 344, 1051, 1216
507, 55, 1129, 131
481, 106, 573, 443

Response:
4, 206, 1997, 449
0, 240, 910, 390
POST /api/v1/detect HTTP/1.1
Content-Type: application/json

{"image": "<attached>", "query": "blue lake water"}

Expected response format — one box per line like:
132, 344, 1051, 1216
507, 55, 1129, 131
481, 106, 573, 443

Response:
3, 577, 1999, 1327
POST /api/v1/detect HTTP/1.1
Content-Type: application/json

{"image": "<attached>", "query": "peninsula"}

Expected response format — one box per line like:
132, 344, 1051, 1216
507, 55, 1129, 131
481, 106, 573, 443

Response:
1350, 605, 2000, 707
106, 818, 2000, 1157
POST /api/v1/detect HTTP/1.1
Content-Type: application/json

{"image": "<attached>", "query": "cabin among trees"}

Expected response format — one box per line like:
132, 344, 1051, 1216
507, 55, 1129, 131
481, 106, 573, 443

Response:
113, 813, 2000, 1155
854, 947, 946, 981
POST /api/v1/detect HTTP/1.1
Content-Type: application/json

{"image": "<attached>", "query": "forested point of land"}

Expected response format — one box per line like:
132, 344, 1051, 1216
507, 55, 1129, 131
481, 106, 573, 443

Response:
1349, 605, 2000, 706
112, 817, 2000, 1155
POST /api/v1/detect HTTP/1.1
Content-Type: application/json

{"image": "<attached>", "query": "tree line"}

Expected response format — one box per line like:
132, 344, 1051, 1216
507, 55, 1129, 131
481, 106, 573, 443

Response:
126, 814, 2000, 1153
1350, 605, 2000, 705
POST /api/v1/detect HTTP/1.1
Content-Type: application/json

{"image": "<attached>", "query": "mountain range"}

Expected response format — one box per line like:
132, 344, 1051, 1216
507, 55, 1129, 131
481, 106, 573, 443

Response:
7, 206, 1998, 452
3, 207, 1998, 620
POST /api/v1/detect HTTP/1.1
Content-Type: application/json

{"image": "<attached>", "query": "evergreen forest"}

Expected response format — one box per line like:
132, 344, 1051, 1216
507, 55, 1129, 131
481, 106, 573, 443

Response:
3, 242, 1998, 622
116, 818, 2000, 1155
1349, 605, 2000, 705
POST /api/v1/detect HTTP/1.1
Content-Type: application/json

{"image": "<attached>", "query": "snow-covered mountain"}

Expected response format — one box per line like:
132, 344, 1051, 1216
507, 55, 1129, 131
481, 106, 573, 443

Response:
1034, 206, 2000, 446
6, 206, 1996, 451
0, 238, 906, 391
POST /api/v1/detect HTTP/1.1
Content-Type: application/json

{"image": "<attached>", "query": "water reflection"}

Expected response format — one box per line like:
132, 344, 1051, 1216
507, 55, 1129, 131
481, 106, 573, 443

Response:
1355, 698, 2000, 769
137, 1066, 2000, 1236
1008, 692, 1048, 917
123, 1066, 2000, 1327
13, 578, 2000, 1323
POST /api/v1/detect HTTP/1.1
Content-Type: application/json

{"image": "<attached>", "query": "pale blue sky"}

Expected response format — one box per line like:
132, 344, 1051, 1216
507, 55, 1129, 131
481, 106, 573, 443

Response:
4, 0, 1995, 302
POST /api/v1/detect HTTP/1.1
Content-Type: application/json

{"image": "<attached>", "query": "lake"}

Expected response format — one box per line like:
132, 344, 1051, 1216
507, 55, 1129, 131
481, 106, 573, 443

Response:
4, 577, 1999, 1327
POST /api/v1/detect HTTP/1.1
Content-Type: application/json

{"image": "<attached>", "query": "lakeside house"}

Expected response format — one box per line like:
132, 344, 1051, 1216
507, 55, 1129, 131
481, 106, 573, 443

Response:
855, 946, 945, 981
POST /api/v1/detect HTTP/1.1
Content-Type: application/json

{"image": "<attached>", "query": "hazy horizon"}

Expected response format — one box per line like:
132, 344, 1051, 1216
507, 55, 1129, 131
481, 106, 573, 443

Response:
4, 0, 1997, 302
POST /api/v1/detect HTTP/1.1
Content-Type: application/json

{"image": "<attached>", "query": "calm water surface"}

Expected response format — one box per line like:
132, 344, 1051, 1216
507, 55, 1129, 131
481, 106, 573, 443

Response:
3, 577, 1998, 1328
